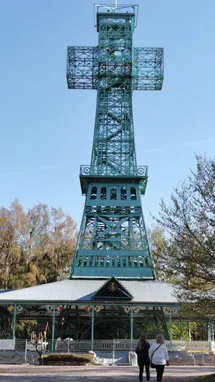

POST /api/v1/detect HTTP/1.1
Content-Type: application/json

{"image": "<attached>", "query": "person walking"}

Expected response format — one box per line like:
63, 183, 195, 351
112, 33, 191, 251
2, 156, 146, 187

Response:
148, 334, 169, 382
135, 334, 150, 381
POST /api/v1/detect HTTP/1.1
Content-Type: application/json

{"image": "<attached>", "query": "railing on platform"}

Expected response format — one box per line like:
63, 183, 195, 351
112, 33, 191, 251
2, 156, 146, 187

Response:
80, 165, 148, 177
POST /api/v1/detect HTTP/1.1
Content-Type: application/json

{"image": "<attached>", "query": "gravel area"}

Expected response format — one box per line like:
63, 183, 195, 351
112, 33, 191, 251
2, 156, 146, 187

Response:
0, 365, 215, 381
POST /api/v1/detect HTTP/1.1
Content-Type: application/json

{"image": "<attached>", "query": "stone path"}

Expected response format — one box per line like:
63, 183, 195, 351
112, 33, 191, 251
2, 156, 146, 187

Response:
0, 365, 215, 381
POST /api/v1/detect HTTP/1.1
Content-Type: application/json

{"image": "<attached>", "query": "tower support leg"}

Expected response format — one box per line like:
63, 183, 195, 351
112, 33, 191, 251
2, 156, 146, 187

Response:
51, 307, 56, 352
91, 306, 95, 351
130, 308, 134, 351
169, 309, 172, 353
12, 304, 17, 340
208, 320, 213, 353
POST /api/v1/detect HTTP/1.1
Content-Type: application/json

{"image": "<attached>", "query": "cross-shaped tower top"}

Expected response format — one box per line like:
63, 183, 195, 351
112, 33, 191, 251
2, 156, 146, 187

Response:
67, 4, 164, 279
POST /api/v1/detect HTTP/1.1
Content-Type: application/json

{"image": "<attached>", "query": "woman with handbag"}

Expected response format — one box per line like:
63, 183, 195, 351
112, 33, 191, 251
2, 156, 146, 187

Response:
148, 334, 169, 382
135, 334, 150, 381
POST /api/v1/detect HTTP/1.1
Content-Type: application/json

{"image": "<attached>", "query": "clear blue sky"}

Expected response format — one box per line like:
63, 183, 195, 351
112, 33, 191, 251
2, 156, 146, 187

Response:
0, 0, 215, 229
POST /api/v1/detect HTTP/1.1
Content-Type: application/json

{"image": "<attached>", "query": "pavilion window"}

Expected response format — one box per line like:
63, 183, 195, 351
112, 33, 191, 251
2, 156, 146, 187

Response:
110, 187, 117, 200
100, 187, 107, 200
106, 257, 110, 267
90, 187, 97, 200
139, 257, 144, 267
83, 257, 88, 266
121, 187, 127, 200
89, 257, 93, 266
130, 187, 136, 200
78, 257, 82, 266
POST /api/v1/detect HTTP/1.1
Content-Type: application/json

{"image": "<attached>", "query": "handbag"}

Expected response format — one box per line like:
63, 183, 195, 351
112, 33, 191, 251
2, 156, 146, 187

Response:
150, 344, 162, 368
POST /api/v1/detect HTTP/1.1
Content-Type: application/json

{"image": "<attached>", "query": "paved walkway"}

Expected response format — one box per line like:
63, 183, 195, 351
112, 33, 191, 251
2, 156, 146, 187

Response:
0, 365, 215, 381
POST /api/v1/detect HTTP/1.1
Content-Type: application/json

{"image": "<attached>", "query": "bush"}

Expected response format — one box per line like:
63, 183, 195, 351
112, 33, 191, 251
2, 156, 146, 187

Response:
40, 352, 94, 366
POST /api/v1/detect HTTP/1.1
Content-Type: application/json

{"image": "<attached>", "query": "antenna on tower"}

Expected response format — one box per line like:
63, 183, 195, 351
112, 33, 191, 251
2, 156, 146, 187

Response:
114, 0, 118, 9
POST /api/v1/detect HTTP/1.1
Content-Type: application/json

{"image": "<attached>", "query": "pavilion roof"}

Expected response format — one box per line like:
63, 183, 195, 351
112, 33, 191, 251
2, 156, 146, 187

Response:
0, 279, 177, 305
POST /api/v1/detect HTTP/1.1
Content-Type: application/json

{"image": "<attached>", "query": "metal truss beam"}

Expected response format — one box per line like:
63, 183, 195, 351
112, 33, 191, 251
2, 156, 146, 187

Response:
67, 8, 163, 279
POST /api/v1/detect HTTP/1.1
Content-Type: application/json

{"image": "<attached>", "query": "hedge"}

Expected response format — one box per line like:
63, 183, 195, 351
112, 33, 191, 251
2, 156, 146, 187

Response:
40, 352, 94, 365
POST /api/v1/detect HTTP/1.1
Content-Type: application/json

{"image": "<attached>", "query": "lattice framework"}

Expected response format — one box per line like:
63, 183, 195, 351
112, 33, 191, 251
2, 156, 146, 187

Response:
67, 6, 164, 279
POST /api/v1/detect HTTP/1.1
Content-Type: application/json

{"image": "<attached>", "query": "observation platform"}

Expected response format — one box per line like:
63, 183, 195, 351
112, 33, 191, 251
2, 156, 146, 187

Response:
79, 165, 148, 195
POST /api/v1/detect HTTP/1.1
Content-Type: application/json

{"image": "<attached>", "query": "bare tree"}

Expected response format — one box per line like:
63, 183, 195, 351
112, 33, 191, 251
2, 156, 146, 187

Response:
154, 155, 215, 315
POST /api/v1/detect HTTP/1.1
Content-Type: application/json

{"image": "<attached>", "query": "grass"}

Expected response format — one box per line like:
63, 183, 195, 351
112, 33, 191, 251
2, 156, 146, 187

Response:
192, 375, 215, 382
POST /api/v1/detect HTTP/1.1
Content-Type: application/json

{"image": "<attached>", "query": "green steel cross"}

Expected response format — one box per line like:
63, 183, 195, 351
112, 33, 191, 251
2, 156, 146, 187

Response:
67, 4, 164, 279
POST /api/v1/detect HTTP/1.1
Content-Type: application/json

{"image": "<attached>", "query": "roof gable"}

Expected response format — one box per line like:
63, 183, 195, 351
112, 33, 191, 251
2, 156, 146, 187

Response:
93, 277, 133, 301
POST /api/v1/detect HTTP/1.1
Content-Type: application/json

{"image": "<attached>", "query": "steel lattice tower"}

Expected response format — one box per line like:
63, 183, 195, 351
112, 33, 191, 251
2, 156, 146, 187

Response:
67, 4, 163, 279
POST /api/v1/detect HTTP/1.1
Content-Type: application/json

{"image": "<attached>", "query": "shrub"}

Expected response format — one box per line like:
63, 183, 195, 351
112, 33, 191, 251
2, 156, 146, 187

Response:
40, 352, 94, 366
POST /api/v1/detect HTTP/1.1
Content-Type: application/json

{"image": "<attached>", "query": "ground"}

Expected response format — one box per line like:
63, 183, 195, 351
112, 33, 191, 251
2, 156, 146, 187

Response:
0, 365, 215, 381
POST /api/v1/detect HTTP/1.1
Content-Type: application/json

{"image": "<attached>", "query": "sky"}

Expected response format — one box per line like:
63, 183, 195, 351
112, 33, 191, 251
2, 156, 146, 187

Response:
0, 0, 215, 230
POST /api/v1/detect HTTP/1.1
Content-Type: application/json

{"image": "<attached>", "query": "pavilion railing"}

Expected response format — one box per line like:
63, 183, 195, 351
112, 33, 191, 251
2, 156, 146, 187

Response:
8, 338, 213, 354
54, 339, 212, 353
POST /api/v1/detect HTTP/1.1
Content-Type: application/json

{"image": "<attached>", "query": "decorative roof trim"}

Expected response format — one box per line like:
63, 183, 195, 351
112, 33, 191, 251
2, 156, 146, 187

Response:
93, 276, 133, 300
